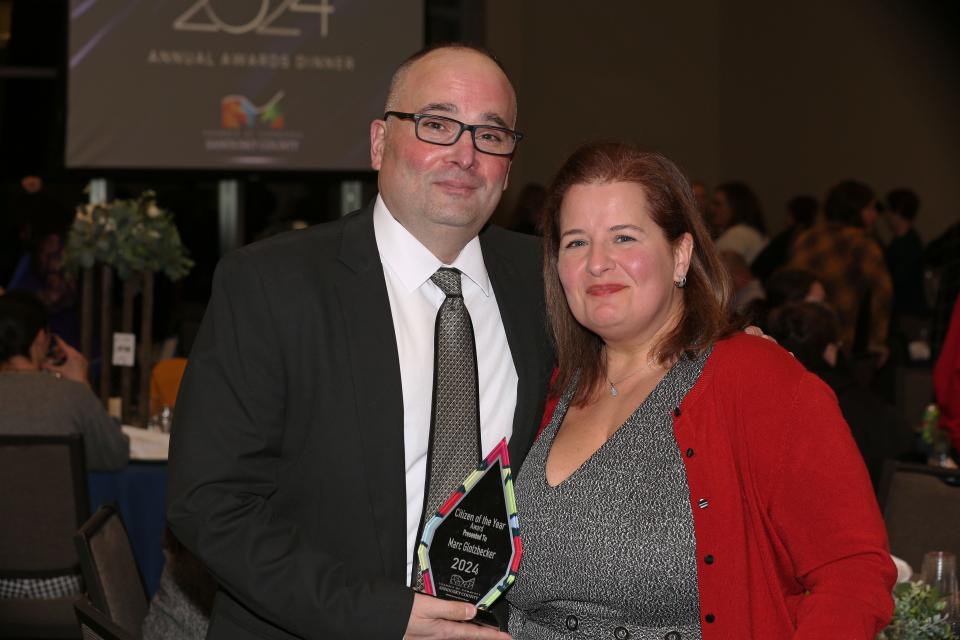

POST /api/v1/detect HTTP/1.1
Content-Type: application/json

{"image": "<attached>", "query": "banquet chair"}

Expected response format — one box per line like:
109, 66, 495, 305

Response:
0, 434, 88, 639
74, 505, 148, 637
879, 460, 960, 572
149, 357, 187, 413
74, 597, 136, 640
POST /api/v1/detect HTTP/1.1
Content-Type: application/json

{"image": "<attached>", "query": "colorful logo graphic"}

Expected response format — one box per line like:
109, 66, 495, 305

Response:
221, 91, 285, 129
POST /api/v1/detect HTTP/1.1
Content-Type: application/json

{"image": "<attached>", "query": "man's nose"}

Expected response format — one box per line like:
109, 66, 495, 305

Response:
448, 129, 478, 169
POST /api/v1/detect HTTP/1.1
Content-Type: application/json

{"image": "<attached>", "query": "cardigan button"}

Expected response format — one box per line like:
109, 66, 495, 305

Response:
665, 632, 681, 640
705, 554, 715, 565
686, 448, 694, 458
614, 626, 630, 639
698, 498, 709, 509
673, 406, 681, 417
565, 615, 579, 630
705, 613, 716, 623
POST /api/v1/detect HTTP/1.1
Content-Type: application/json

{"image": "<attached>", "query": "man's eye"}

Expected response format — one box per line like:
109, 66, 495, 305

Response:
478, 130, 505, 143
422, 119, 451, 132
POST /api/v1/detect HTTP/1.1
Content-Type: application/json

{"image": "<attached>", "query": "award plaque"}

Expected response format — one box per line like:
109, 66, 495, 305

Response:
416, 438, 522, 619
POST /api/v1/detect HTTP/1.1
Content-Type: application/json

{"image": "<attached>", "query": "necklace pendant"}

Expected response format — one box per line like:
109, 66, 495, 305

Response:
609, 384, 618, 397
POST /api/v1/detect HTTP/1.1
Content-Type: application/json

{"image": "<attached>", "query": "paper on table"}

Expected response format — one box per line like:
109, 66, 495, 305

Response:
121, 425, 170, 461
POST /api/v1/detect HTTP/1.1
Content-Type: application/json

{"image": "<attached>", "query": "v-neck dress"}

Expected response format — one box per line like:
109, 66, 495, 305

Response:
507, 350, 710, 640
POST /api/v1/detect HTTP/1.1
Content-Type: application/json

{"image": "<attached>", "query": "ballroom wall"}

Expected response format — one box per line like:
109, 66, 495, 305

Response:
487, 0, 960, 240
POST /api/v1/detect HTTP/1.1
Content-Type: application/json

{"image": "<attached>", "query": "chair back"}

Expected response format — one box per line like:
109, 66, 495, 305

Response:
149, 357, 187, 413
74, 506, 148, 636
879, 461, 960, 571
0, 434, 89, 576
73, 597, 136, 640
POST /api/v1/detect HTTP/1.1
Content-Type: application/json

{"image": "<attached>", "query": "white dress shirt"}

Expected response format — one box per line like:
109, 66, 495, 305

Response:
372, 196, 519, 585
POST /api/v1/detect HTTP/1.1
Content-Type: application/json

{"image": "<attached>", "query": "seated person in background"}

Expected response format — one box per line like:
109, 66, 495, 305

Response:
709, 181, 768, 264
507, 142, 893, 639
141, 528, 217, 640
719, 249, 764, 314
0, 292, 128, 471
742, 267, 825, 331
768, 301, 914, 490
765, 267, 826, 308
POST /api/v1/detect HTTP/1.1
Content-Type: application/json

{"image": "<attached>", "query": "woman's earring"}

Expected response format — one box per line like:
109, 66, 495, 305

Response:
674, 276, 687, 288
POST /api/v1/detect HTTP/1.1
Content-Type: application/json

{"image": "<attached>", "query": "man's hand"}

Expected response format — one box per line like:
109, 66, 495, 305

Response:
744, 324, 776, 343
404, 593, 511, 640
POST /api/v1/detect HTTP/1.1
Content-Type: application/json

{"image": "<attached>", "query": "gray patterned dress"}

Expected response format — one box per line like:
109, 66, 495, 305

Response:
507, 350, 710, 640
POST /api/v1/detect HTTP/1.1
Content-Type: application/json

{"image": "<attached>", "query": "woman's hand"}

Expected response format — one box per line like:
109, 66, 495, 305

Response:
43, 335, 90, 386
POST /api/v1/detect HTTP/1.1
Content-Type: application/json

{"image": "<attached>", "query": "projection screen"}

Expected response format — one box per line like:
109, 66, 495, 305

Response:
66, 0, 423, 170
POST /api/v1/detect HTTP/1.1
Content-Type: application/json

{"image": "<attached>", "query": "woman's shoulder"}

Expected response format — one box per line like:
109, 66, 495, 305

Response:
708, 332, 808, 383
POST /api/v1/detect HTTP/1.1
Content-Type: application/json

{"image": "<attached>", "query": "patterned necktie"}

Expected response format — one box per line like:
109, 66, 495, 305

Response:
413, 267, 481, 589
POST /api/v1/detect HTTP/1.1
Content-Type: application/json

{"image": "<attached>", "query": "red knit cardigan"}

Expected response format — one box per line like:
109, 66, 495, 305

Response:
541, 333, 895, 638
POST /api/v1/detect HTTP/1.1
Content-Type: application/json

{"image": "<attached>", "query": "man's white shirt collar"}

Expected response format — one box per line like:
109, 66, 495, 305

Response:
373, 194, 491, 296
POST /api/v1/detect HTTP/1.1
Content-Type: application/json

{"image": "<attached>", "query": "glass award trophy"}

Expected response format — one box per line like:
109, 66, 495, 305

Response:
415, 438, 522, 626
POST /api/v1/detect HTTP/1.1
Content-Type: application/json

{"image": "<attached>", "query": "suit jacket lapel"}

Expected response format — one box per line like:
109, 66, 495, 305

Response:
481, 235, 541, 469
334, 206, 407, 583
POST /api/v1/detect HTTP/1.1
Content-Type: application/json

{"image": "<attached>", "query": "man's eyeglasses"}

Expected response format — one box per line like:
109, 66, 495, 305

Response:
383, 111, 523, 156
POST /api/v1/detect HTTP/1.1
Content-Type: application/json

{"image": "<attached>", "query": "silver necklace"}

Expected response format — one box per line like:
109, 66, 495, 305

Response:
606, 366, 648, 397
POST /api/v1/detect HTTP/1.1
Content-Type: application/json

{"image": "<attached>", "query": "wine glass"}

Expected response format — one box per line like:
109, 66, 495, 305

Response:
921, 551, 959, 631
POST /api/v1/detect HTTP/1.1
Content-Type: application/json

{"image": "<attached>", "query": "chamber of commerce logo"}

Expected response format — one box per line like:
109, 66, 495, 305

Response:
221, 91, 285, 129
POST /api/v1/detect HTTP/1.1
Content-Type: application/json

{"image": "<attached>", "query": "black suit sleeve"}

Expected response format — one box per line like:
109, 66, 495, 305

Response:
166, 251, 413, 639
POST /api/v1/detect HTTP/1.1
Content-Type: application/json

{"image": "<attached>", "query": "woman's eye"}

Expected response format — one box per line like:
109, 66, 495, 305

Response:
614, 234, 636, 243
563, 239, 586, 249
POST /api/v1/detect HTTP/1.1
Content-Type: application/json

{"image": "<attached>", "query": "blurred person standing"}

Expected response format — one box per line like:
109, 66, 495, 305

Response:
789, 180, 892, 364
883, 189, 928, 319
750, 195, 817, 281
709, 181, 768, 264
0, 292, 128, 471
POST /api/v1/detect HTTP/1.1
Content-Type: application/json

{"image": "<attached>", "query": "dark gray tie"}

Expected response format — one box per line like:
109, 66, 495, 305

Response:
413, 267, 481, 589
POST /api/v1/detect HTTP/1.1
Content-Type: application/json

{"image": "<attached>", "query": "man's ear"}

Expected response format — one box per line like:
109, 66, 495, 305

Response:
370, 119, 386, 170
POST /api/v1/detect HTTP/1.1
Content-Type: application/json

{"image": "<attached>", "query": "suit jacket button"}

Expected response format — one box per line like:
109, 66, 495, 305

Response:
565, 615, 579, 630
665, 633, 681, 640
614, 626, 630, 639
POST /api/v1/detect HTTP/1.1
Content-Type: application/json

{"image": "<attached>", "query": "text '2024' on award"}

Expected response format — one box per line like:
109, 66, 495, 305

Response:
416, 438, 521, 619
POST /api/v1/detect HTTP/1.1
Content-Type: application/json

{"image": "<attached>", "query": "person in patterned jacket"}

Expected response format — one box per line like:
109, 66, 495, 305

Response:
788, 180, 893, 363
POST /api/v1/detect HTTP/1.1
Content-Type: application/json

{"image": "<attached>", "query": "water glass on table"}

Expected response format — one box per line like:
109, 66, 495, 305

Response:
921, 551, 960, 632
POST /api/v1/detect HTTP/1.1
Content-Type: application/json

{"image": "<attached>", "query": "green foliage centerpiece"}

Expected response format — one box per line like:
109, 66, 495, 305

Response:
64, 190, 193, 282
64, 190, 193, 426
879, 581, 957, 640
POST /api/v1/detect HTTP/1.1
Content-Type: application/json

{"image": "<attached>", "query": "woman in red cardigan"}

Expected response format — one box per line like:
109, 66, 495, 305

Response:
505, 142, 895, 639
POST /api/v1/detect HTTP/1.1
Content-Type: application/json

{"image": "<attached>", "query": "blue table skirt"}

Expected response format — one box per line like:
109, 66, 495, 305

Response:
88, 462, 168, 597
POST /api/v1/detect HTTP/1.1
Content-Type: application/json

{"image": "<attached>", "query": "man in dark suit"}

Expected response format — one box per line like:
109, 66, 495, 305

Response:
167, 44, 554, 639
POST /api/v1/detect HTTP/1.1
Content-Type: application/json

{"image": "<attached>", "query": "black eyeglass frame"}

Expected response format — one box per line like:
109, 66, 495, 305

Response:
383, 111, 523, 156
